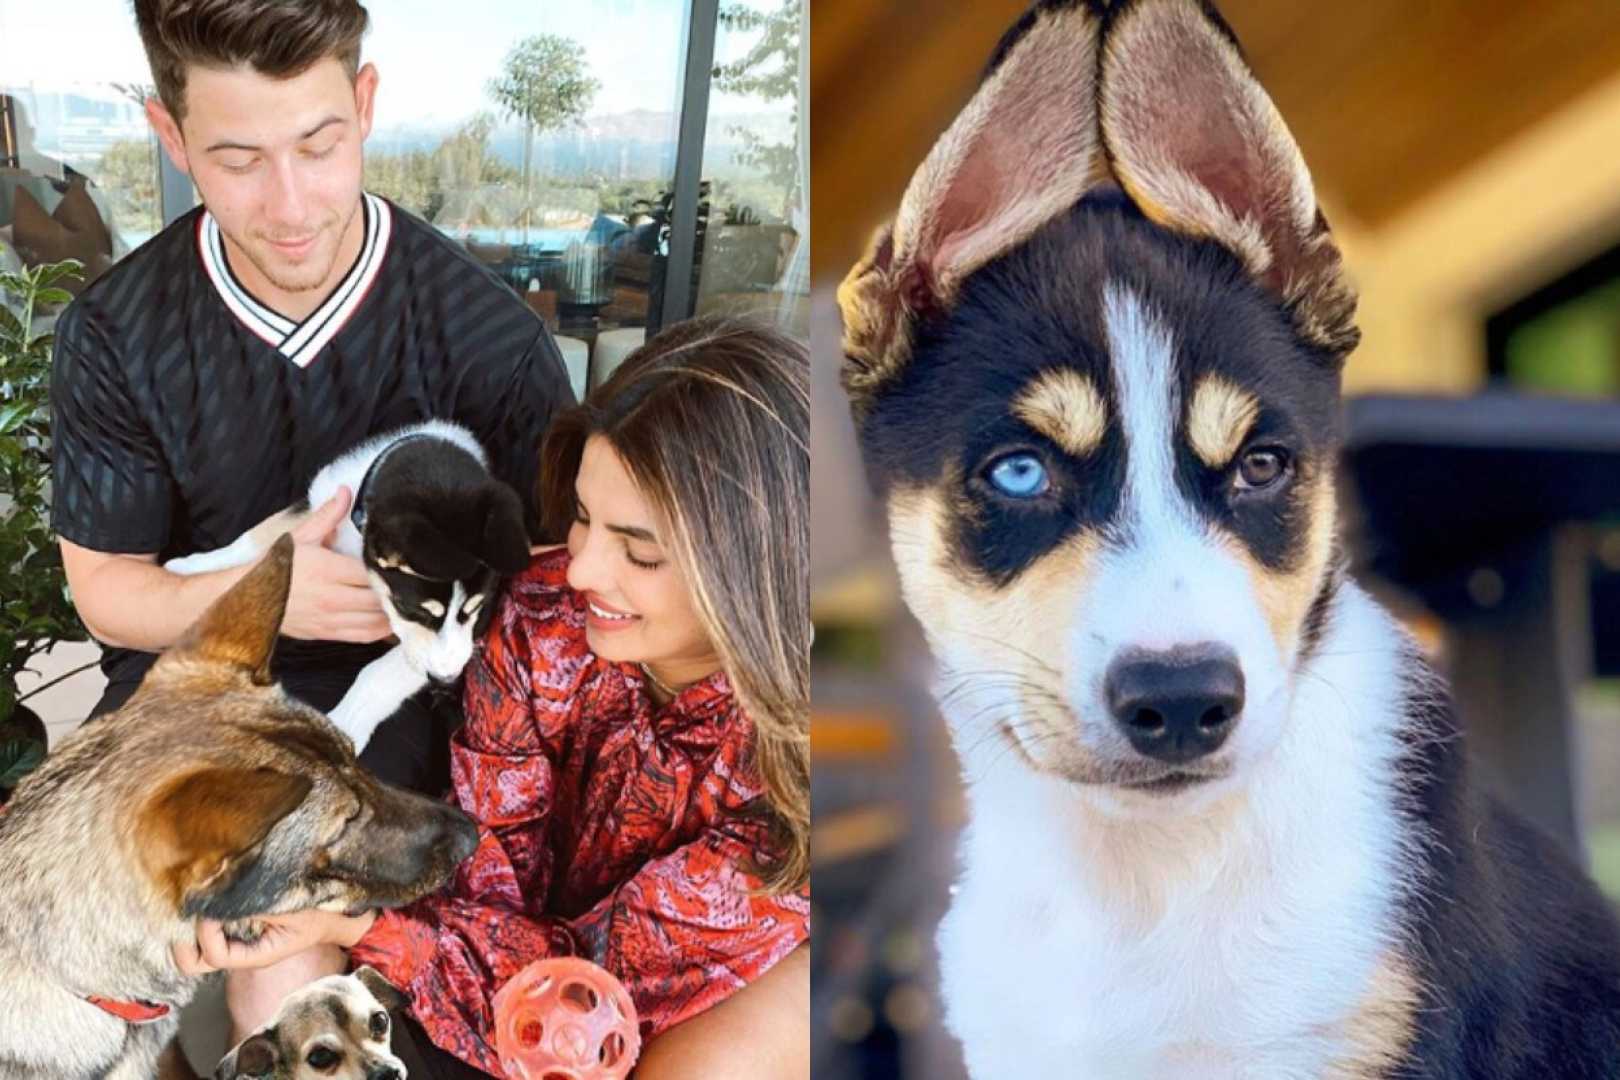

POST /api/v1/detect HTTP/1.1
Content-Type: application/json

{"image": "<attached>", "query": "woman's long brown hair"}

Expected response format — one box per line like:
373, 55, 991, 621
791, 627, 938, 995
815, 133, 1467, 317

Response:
539, 316, 810, 893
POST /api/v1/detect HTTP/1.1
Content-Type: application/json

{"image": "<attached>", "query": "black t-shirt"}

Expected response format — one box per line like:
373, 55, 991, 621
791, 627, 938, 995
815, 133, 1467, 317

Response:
50, 192, 574, 684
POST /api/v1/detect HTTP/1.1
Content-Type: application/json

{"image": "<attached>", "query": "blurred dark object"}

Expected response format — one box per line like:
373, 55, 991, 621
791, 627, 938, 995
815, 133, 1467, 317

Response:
1488, 236, 1620, 397
811, 635, 970, 1080
7, 181, 113, 294
1344, 392, 1620, 849
631, 182, 711, 335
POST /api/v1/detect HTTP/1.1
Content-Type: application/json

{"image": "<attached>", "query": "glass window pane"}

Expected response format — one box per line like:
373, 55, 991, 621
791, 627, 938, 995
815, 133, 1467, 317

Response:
362, 1, 692, 396
1, 0, 164, 296
690, 0, 808, 336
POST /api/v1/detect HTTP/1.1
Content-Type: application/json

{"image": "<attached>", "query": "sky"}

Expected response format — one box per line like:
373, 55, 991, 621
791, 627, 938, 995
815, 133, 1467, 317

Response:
0, 0, 790, 130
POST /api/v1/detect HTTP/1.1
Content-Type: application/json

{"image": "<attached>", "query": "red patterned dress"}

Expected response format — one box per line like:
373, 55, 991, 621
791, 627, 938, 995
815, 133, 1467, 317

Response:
349, 548, 810, 1074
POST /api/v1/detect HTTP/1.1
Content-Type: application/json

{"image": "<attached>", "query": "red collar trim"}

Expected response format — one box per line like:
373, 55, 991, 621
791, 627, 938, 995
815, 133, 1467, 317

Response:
85, 994, 171, 1023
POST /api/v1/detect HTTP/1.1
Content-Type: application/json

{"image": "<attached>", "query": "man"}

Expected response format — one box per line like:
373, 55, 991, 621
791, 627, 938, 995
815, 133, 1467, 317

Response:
50, 0, 571, 1047
53, 0, 569, 769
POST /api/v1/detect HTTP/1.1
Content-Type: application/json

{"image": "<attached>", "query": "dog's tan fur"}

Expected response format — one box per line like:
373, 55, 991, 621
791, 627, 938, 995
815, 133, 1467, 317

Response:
1185, 376, 1259, 470
1321, 952, 1423, 1079
0, 537, 477, 1080
1233, 473, 1338, 658
889, 483, 1116, 784
1014, 369, 1108, 458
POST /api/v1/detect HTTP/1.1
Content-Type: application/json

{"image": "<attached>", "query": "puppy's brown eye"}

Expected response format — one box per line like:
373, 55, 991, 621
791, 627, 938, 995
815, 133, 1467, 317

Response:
1235, 448, 1288, 491
306, 1046, 340, 1071
370, 1009, 390, 1040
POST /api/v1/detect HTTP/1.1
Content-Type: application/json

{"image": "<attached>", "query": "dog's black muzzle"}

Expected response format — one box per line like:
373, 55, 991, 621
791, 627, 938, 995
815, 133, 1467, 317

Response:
1106, 645, 1245, 765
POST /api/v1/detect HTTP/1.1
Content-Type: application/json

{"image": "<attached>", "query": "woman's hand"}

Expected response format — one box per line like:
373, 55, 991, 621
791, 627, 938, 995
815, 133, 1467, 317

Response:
172, 909, 377, 976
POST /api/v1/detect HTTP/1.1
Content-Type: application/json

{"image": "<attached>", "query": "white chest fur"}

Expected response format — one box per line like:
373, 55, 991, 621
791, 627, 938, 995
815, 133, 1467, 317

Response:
161, 420, 493, 751
935, 587, 1418, 1079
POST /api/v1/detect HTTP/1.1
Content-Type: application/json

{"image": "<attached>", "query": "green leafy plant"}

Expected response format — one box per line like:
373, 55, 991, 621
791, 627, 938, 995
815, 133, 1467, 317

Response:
717, 0, 802, 201
0, 253, 92, 797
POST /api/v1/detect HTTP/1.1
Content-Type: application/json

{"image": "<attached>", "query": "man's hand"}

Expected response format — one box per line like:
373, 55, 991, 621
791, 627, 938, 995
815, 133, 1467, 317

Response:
172, 909, 377, 976
280, 488, 392, 643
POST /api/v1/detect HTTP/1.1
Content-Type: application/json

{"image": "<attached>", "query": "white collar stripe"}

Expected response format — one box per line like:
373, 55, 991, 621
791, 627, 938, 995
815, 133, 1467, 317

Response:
197, 193, 393, 368
208, 218, 295, 335
196, 215, 285, 346
279, 196, 377, 357
280, 193, 389, 365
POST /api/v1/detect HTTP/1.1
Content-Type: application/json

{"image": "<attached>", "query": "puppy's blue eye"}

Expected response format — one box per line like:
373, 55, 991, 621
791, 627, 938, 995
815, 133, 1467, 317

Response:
987, 453, 1049, 498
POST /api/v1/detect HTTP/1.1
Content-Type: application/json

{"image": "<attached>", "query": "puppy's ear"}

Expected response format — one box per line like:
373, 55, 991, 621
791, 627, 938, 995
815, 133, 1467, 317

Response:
215, 1031, 279, 1079
162, 534, 293, 685
371, 511, 481, 582
139, 766, 311, 917
838, 0, 1106, 409
354, 965, 408, 1012
1098, 0, 1357, 356
478, 483, 532, 575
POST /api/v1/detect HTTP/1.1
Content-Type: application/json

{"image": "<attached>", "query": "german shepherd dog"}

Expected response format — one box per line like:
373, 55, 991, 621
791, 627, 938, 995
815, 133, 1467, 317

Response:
838, 1, 1620, 1075
0, 537, 479, 1080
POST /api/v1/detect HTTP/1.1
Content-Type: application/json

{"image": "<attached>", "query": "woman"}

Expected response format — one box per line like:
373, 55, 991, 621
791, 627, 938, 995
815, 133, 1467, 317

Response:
181, 316, 811, 1078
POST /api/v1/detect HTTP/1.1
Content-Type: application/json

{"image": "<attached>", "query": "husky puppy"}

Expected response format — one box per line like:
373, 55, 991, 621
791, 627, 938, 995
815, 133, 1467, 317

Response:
213, 968, 406, 1080
837, 1, 1620, 1076
166, 420, 530, 751
0, 537, 479, 1080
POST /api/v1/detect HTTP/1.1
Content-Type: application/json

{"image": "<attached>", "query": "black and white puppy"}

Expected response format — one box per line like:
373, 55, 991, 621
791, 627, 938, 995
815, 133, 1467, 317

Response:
213, 968, 406, 1080
839, 1, 1620, 1076
167, 420, 530, 750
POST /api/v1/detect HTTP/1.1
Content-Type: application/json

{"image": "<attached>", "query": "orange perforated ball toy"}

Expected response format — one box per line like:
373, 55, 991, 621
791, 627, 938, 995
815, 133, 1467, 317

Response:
492, 957, 641, 1080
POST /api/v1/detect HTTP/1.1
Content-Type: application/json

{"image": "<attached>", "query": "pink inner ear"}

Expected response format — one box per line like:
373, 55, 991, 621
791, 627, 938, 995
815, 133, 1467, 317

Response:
895, 4, 1103, 302
1193, 58, 1278, 227
930, 133, 1010, 275
1121, 31, 1271, 226
1101, 1, 1319, 295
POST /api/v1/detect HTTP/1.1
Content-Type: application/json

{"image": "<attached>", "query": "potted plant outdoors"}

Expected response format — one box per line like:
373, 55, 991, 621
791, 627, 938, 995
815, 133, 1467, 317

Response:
0, 253, 92, 803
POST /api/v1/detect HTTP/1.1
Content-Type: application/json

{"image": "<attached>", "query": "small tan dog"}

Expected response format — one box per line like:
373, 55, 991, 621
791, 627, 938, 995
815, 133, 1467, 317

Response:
0, 537, 478, 1079
213, 968, 407, 1080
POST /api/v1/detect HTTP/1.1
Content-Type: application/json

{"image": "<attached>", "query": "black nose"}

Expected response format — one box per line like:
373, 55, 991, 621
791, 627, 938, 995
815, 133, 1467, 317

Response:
440, 805, 480, 865
1105, 647, 1245, 764
368, 1067, 402, 1080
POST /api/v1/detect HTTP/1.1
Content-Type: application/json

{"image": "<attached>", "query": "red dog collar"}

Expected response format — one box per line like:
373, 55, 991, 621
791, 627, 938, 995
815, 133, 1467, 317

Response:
85, 995, 171, 1023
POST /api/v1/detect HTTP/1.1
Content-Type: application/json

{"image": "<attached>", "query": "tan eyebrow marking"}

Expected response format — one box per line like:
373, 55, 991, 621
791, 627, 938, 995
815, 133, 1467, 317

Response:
1187, 376, 1261, 468
374, 554, 428, 578
1012, 369, 1107, 457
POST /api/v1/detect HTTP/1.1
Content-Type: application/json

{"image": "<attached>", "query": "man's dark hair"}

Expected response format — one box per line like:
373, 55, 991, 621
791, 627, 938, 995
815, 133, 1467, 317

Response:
133, 0, 370, 121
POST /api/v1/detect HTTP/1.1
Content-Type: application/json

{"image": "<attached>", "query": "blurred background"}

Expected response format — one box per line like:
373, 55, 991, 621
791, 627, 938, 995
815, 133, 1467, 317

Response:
810, 2, 1620, 1077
